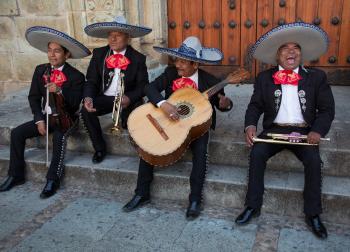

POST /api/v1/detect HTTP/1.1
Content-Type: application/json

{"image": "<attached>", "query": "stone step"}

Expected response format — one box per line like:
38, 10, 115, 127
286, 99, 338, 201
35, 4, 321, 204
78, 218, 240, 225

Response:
0, 145, 349, 225
0, 122, 349, 178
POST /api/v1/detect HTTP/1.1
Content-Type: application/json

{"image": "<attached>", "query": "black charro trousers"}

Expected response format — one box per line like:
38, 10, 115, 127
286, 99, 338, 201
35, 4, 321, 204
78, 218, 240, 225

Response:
135, 132, 210, 203
245, 126, 323, 215
80, 95, 115, 153
8, 120, 76, 181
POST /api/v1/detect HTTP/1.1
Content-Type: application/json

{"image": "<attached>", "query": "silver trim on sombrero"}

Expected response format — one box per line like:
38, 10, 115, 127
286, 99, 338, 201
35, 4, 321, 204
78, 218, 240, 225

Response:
250, 22, 329, 65
84, 22, 152, 38
25, 26, 91, 59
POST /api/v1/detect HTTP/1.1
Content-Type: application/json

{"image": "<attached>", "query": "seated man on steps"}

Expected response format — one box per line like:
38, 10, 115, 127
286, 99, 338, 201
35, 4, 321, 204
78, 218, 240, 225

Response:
235, 23, 335, 240
122, 36, 233, 220
80, 16, 151, 164
0, 26, 90, 198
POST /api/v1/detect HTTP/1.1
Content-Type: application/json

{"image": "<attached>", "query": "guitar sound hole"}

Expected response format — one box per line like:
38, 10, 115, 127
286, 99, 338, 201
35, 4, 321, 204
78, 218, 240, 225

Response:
176, 102, 194, 119
178, 104, 190, 115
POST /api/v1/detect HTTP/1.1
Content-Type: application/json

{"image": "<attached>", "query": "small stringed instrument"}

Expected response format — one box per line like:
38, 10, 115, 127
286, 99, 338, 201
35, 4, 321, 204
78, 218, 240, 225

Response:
44, 65, 75, 133
127, 68, 250, 166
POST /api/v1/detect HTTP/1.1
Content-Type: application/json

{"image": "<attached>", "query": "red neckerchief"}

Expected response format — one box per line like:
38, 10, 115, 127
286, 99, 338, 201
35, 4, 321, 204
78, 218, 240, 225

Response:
172, 77, 197, 92
49, 69, 67, 87
272, 69, 302, 85
105, 54, 130, 70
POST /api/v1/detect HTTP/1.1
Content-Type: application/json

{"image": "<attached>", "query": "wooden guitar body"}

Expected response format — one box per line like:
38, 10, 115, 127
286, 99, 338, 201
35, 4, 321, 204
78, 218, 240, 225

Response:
127, 68, 250, 167
127, 87, 212, 166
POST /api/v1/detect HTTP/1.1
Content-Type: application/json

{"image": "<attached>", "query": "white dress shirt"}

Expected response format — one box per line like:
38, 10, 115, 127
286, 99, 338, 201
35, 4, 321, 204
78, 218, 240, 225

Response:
273, 66, 305, 124
55, 65, 64, 71
157, 70, 199, 107
104, 48, 127, 96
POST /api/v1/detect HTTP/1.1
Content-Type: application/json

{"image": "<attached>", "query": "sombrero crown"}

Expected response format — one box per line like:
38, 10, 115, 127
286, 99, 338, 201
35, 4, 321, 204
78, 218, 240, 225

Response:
25, 26, 91, 59
251, 22, 329, 65
84, 15, 152, 38
153, 36, 223, 64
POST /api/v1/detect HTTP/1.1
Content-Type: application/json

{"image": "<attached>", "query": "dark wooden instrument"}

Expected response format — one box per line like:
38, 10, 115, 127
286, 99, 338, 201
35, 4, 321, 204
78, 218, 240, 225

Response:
44, 65, 74, 133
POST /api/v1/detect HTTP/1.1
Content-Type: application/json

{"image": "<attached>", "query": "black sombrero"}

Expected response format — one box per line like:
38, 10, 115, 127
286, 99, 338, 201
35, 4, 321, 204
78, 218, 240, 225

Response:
84, 16, 152, 38
25, 26, 91, 59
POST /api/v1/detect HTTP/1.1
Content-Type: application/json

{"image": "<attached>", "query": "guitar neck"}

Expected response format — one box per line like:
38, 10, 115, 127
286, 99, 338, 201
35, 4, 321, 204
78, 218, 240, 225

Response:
202, 68, 249, 99
203, 79, 230, 99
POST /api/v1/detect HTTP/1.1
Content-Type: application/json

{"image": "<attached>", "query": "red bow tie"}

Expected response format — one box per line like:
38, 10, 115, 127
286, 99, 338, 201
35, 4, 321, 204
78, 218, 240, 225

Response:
172, 77, 197, 91
105, 54, 130, 70
272, 70, 302, 85
49, 70, 67, 87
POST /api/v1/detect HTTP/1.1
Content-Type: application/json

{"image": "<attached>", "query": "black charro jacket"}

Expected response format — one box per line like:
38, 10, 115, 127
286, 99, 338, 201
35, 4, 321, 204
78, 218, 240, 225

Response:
83, 45, 149, 125
245, 67, 335, 137
28, 63, 85, 123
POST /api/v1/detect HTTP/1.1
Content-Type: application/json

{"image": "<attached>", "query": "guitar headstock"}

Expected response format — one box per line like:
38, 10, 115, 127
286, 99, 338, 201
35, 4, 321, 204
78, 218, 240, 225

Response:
225, 68, 250, 84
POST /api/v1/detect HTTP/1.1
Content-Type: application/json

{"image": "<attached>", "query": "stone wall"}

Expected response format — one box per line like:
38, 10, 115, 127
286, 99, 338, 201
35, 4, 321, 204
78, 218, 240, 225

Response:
0, 0, 168, 99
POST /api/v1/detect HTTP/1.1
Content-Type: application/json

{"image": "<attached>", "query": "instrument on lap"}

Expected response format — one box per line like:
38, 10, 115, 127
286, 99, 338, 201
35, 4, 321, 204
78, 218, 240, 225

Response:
44, 65, 75, 133
127, 68, 250, 167
253, 132, 330, 146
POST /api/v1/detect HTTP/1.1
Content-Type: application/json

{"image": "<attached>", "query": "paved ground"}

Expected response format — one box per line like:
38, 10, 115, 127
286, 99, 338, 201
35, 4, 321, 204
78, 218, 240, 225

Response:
1, 181, 350, 252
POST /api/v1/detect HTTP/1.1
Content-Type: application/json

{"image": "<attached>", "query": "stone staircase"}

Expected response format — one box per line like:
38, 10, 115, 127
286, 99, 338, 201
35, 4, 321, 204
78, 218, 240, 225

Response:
0, 85, 349, 224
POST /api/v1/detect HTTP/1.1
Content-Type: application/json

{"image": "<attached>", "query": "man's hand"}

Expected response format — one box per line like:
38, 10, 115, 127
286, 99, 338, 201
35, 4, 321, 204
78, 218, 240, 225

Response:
218, 94, 232, 110
160, 101, 180, 121
121, 95, 131, 108
84, 97, 96, 112
37, 121, 46, 136
245, 126, 257, 147
307, 131, 321, 145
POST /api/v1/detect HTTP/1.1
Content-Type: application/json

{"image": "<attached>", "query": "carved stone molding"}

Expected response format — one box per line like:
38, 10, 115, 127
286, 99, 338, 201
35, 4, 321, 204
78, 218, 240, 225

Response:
86, 0, 114, 11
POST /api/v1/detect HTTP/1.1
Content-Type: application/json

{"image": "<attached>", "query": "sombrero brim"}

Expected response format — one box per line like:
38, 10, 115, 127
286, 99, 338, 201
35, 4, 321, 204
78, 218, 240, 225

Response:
25, 26, 91, 59
84, 22, 152, 38
251, 22, 329, 65
153, 46, 223, 64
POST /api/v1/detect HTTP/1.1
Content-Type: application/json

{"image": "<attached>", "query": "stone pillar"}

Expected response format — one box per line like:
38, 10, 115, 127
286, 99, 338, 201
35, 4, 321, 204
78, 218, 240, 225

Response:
124, 0, 168, 80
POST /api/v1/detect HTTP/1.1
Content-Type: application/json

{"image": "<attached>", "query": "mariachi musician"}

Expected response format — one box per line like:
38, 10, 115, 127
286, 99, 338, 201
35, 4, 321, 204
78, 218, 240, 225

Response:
235, 23, 335, 239
123, 36, 233, 220
0, 26, 90, 198
81, 16, 151, 164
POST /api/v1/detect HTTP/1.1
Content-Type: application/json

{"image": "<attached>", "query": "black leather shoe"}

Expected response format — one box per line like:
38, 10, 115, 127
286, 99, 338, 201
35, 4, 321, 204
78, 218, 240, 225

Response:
305, 215, 328, 239
0, 176, 25, 192
122, 195, 150, 212
235, 207, 261, 225
186, 201, 201, 220
40, 180, 60, 199
92, 151, 106, 164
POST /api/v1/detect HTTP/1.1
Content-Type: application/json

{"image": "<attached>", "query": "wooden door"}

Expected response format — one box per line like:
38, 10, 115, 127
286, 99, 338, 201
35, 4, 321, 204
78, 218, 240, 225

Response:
167, 0, 350, 85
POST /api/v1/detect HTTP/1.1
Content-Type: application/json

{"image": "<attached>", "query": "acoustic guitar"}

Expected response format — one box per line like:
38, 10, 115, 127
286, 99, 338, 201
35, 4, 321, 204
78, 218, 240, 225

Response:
127, 68, 250, 166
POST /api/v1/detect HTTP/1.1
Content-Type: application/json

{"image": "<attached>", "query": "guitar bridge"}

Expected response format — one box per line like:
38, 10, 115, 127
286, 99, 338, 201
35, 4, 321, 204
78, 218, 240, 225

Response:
146, 114, 169, 141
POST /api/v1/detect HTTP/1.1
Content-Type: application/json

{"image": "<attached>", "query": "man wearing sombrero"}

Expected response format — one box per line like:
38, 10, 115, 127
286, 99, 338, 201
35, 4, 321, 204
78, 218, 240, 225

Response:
122, 36, 233, 219
0, 26, 90, 198
235, 23, 335, 239
81, 16, 151, 164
